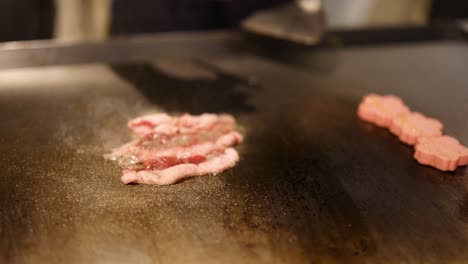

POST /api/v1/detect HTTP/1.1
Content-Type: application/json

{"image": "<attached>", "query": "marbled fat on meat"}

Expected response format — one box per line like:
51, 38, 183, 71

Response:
121, 148, 240, 185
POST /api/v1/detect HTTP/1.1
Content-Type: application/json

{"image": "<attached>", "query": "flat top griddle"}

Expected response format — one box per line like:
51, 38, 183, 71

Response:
1, 32, 468, 264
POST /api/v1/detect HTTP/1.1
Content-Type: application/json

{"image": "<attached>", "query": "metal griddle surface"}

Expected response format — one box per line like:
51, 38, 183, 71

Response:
1, 33, 468, 263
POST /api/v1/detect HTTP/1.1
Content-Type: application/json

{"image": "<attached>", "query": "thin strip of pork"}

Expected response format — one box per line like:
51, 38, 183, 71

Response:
128, 113, 235, 138
177, 114, 235, 134
128, 113, 173, 137
121, 148, 240, 185
137, 131, 243, 162
107, 131, 242, 167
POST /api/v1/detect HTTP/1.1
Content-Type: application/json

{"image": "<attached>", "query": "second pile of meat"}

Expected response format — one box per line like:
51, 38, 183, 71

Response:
105, 113, 243, 185
358, 94, 468, 171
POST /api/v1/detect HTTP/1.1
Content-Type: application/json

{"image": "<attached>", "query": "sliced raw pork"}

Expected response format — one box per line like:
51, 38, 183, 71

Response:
105, 113, 243, 185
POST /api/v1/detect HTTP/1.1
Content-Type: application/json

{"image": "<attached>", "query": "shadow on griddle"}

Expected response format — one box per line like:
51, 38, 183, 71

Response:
109, 61, 258, 114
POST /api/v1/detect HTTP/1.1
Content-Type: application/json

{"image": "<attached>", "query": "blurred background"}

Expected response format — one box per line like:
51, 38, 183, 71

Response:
0, 0, 467, 43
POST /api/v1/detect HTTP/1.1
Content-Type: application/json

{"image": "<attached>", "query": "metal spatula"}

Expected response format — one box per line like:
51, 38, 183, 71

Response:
241, 0, 326, 45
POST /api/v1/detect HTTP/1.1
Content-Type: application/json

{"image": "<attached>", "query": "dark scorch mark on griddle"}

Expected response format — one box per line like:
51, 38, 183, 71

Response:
109, 61, 258, 115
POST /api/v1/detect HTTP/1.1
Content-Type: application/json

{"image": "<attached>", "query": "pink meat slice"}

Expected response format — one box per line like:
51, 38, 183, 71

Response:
107, 131, 242, 167
390, 112, 443, 145
128, 113, 173, 137
121, 148, 240, 185
128, 113, 235, 138
164, 113, 235, 136
414, 136, 468, 171
107, 113, 238, 160
357, 94, 410, 128
137, 131, 243, 161
137, 154, 207, 171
